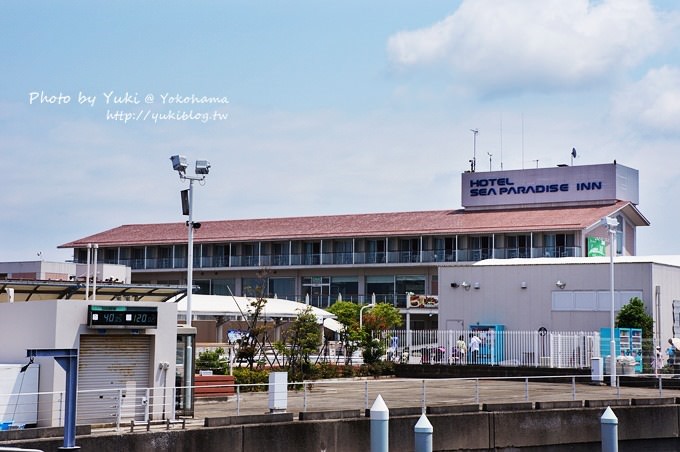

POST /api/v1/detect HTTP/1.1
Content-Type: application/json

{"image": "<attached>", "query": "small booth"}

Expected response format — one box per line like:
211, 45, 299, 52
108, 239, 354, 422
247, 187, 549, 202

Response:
470, 324, 505, 365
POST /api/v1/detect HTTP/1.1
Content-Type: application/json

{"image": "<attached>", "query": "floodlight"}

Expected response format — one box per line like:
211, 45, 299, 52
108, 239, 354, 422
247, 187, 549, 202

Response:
170, 155, 188, 173
195, 160, 211, 175
601, 216, 619, 229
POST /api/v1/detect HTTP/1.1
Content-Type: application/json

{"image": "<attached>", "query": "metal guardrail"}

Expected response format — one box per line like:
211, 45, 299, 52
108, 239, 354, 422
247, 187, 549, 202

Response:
1, 374, 674, 433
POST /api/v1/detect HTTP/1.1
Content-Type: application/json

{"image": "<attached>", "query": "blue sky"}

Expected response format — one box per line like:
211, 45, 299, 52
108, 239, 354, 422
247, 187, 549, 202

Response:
1, 0, 680, 262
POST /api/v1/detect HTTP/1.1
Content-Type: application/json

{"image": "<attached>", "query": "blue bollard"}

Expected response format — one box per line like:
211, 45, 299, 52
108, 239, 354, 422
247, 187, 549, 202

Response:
414, 413, 433, 452
370, 394, 389, 452
601, 406, 618, 452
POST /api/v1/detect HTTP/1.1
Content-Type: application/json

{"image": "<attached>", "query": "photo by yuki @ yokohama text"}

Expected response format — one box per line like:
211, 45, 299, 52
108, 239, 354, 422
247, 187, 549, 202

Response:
105, 109, 229, 124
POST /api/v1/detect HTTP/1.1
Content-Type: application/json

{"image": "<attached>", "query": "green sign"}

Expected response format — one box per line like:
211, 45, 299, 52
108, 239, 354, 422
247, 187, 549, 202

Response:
587, 237, 606, 257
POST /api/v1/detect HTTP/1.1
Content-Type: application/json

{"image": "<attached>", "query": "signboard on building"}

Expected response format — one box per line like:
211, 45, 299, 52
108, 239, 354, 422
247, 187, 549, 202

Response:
461, 163, 639, 209
587, 237, 606, 257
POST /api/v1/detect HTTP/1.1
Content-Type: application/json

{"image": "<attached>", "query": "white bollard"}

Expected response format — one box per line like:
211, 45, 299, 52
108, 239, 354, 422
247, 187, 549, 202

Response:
370, 394, 389, 452
414, 413, 433, 452
600, 406, 618, 452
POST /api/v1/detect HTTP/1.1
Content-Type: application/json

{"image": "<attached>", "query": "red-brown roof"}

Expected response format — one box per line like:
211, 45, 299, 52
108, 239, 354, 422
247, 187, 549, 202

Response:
59, 201, 648, 248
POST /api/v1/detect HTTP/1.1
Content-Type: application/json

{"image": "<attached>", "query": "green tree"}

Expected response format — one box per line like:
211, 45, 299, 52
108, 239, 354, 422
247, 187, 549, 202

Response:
360, 303, 403, 365
235, 271, 270, 369
616, 297, 653, 338
361, 303, 403, 332
276, 307, 322, 380
327, 301, 362, 365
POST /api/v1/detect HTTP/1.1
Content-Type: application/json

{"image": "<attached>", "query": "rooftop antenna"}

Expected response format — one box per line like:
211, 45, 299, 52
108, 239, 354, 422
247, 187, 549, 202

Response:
499, 114, 503, 170
571, 148, 577, 165
470, 128, 479, 172
532, 159, 539, 168
521, 113, 525, 169
487, 152, 493, 171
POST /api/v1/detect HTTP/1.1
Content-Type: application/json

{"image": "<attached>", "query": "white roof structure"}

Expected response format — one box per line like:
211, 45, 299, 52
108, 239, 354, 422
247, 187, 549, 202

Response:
174, 294, 338, 325
470, 255, 680, 267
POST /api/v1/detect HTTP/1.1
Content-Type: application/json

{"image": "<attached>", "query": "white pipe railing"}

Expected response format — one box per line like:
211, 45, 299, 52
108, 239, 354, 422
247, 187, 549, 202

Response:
381, 329, 600, 368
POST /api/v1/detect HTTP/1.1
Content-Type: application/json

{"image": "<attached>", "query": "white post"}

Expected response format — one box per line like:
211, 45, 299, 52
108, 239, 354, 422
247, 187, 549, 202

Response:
609, 222, 617, 387
414, 413, 433, 452
370, 394, 389, 452
92, 244, 98, 301
600, 406, 618, 452
406, 292, 412, 362
85, 243, 91, 300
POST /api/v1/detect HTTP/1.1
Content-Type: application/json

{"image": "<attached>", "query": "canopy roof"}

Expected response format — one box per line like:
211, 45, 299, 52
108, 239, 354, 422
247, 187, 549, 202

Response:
175, 294, 337, 324
0, 280, 184, 303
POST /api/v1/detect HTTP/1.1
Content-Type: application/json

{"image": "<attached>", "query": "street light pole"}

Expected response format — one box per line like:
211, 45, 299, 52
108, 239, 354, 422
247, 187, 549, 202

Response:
170, 155, 211, 327
170, 155, 210, 415
186, 178, 195, 327
360, 302, 375, 330
602, 216, 619, 387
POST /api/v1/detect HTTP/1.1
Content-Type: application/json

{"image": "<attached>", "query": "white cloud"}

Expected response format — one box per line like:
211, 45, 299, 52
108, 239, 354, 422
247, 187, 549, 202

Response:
611, 66, 680, 136
388, 0, 665, 94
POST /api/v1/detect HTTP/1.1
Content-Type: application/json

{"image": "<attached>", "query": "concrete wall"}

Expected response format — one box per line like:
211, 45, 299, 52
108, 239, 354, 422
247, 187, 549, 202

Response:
3, 401, 680, 451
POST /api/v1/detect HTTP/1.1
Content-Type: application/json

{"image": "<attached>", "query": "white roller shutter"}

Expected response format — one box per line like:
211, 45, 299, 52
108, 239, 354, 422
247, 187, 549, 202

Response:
78, 335, 151, 425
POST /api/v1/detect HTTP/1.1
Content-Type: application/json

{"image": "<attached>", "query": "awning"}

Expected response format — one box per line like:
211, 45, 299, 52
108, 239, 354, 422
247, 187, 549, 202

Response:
175, 294, 336, 323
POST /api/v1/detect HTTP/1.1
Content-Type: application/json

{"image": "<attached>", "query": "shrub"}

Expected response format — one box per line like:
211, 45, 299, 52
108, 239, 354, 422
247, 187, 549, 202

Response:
195, 347, 227, 375
232, 367, 270, 392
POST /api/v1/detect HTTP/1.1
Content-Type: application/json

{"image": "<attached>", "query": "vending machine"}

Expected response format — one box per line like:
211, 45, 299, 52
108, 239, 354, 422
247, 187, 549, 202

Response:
469, 324, 505, 365
600, 327, 643, 373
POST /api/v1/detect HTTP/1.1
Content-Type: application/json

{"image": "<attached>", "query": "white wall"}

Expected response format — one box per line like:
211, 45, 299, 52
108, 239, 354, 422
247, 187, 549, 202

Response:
0, 300, 177, 426
438, 260, 676, 345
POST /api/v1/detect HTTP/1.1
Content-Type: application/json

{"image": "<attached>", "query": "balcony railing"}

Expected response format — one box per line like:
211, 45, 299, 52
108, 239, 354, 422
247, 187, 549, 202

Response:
84, 245, 582, 270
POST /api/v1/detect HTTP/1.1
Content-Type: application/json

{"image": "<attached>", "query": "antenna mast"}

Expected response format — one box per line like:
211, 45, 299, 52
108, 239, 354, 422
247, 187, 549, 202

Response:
470, 128, 479, 172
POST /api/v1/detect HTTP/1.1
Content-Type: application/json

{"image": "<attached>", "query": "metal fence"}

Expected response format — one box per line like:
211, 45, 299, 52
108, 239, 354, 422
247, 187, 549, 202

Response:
1, 374, 674, 433
381, 330, 600, 368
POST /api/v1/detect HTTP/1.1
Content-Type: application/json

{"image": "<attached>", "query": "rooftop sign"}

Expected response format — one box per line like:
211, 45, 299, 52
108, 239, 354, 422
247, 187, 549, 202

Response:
461, 163, 638, 209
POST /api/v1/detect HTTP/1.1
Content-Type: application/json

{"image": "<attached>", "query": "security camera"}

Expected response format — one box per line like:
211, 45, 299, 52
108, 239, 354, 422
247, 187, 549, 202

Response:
170, 155, 188, 173
195, 160, 211, 175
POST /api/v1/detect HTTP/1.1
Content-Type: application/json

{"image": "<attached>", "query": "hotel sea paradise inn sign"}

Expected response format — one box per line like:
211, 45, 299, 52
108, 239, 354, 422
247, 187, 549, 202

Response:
461, 163, 639, 209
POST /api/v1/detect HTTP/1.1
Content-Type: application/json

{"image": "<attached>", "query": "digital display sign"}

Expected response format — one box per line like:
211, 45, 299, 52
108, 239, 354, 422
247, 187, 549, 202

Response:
88, 305, 158, 329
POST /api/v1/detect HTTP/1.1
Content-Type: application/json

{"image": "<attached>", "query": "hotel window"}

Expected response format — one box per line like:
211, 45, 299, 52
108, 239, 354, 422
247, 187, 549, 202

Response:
433, 237, 454, 262
544, 233, 575, 257
506, 235, 530, 258
303, 241, 321, 265
395, 275, 426, 307
269, 277, 296, 299
302, 276, 331, 307
270, 242, 289, 266
399, 239, 420, 263
194, 279, 211, 295
333, 240, 353, 264
367, 239, 386, 264
366, 275, 395, 304
330, 276, 359, 301
241, 243, 258, 267
242, 277, 267, 297
212, 279, 235, 296
469, 236, 491, 260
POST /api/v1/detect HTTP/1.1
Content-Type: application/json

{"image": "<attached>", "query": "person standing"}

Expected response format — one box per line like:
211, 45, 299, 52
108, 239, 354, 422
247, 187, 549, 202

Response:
454, 335, 467, 364
468, 333, 481, 364
653, 346, 664, 376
